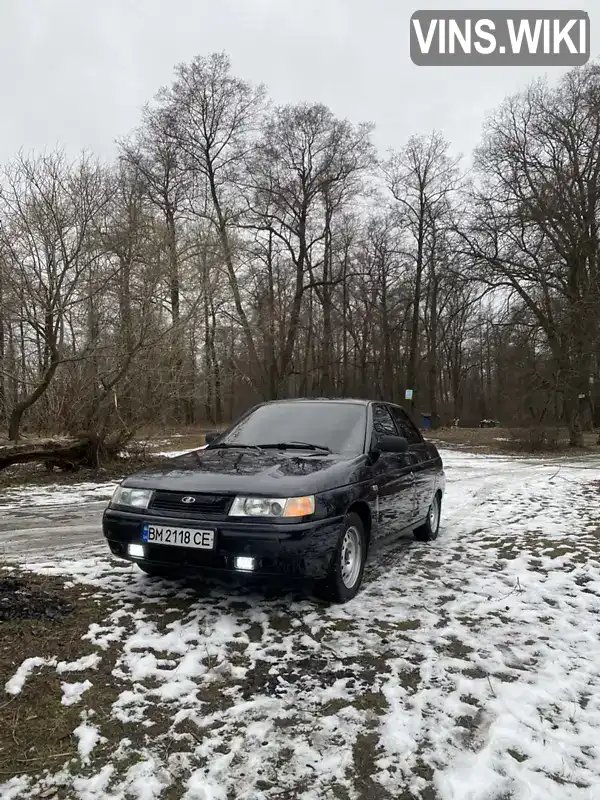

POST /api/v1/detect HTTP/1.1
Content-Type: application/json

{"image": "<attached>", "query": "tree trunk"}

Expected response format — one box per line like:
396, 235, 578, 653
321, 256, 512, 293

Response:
427, 264, 439, 425
165, 206, 187, 423
206, 163, 264, 396
341, 255, 349, 395
407, 212, 425, 414
8, 355, 60, 441
320, 201, 333, 396
565, 385, 585, 447
266, 230, 279, 399
209, 298, 222, 423
0, 431, 130, 471
118, 254, 133, 425
0, 264, 5, 427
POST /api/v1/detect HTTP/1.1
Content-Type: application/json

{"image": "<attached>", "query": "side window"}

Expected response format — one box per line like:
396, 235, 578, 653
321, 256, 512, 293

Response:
389, 406, 421, 444
372, 404, 398, 437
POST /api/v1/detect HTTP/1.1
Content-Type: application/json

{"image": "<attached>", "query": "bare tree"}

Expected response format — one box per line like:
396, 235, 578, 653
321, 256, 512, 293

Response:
161, 52, 267, 392
120, 104, 193, 421
0, 152, 109, 440
245, 103, 374, 396
383, 132, 460, 415
460, 65, 600, 445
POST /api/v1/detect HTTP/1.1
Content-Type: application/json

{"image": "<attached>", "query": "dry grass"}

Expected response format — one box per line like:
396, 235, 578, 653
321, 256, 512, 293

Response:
0, 569, 120, 781
0, 568, 192, 790
428, 426, 600, 455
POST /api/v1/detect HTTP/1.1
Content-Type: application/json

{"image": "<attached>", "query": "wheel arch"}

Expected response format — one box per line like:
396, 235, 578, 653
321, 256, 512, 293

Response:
345, 501, 372, 549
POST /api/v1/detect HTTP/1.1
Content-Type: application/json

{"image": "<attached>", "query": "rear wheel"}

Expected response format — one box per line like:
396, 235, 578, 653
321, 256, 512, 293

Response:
315, 513, 367, 603
414, 492, 441, 542
137, 563, 180, 580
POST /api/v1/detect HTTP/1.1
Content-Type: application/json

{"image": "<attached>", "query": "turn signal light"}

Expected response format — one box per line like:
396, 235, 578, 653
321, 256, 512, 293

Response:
283, 496, 315, 517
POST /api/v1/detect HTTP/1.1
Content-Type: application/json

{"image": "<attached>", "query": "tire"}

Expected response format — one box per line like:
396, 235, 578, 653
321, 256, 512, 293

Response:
137, 562, 180, 580
414, 492, 441, 542
315, 513, 367, 603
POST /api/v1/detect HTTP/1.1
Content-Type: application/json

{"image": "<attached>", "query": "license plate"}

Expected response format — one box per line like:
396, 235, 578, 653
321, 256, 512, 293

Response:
142, 523, 215, 550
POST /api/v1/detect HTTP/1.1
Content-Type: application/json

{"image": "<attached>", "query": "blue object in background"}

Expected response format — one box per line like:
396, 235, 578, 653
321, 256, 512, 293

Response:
421, 413, 432, 429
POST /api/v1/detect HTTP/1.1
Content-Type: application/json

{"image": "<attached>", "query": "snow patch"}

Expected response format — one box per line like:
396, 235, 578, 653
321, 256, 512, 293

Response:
155, 444, 208, 458
61, 679, 93, 706
73, 721, 102, 764
0, 776, 31, 800
56, 653, 102, 673
4, 656, 57, 695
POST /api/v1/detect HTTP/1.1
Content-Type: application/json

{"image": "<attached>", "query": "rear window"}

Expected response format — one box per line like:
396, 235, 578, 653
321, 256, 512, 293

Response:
219, 402, 367, 455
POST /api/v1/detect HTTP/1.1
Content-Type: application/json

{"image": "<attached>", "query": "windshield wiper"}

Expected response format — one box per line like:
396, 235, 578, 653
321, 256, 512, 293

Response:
209, 443, 264, 453
258, 441, 332, 454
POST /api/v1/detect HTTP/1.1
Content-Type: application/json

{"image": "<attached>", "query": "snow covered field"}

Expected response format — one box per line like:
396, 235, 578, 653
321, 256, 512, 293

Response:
2, 449, 600, 800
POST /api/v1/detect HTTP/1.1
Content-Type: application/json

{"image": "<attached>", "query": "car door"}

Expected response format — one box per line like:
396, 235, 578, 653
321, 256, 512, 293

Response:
369, 403, 417, 540
388, 404, 436, 521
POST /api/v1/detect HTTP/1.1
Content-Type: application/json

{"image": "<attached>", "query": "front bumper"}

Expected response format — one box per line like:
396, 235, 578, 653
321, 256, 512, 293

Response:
102, 509, 344, 580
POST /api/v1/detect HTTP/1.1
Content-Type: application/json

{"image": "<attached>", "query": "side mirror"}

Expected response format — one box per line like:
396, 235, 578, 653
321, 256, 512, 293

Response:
377, 434, 409, 454
205, 430, 219, 445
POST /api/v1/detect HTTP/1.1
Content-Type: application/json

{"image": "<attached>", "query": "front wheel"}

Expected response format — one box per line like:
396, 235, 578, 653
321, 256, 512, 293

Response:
315, 513, 367, 603
414, 493, 441, 542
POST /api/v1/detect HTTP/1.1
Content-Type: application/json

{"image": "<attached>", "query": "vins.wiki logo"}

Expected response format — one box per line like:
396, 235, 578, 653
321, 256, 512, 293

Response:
410, 10, 590, 66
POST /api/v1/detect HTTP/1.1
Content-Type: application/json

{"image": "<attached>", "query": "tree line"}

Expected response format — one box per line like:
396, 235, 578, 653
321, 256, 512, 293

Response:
0, 54, 598, 449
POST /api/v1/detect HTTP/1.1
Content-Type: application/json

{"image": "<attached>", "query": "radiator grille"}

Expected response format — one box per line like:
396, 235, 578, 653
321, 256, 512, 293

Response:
148, 490, 233, 518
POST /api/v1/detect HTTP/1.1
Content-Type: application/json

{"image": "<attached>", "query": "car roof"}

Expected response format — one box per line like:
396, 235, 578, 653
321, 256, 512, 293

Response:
259, 398, 373, 406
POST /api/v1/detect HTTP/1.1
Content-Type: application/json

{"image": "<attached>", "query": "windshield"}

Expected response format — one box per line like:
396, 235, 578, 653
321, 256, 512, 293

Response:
216, 401, 367, 455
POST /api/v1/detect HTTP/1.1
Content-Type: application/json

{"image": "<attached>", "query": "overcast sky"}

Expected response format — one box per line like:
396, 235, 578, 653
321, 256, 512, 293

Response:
1, 0, 598, 164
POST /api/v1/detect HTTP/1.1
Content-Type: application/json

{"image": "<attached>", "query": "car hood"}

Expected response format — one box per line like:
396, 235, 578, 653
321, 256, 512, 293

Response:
122, 447, 364, 496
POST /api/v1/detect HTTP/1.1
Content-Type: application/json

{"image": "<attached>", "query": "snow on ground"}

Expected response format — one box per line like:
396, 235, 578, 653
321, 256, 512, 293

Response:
56, 654, 102, 673
154, 444, 207, 458
73, 720, 103, 763
0, 482, 117, 510
4, 655, 102, 698
2, 449, 600, 799
4, 656, 57, 695
61, 680, 93, 706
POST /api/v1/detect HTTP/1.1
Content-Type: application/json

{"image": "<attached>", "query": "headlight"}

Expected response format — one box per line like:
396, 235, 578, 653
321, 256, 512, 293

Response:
229, 495, 315, 518
110, 485, 153, 509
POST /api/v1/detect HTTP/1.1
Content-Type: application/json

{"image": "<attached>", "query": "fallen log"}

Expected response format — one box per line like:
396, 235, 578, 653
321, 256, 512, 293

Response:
0, 436, 100, 471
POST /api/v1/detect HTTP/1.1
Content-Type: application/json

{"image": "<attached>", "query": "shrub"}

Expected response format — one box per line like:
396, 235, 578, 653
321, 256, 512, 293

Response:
509, 426, 561, 452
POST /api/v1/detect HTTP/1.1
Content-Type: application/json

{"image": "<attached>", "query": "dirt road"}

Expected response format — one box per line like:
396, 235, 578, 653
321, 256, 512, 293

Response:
0, 499, 106, 559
